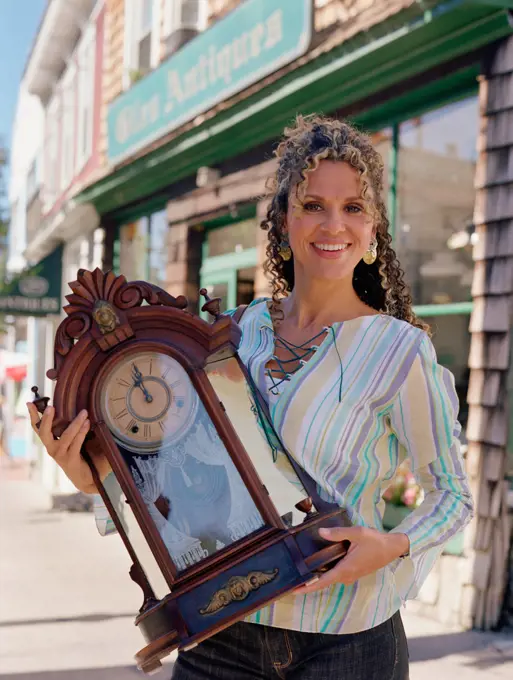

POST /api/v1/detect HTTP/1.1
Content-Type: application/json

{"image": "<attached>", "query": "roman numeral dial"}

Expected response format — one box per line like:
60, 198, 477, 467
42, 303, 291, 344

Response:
100, 351, 198, 454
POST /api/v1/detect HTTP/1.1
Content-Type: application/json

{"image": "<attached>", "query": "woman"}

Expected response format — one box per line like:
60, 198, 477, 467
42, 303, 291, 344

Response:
28, 115, 473, 680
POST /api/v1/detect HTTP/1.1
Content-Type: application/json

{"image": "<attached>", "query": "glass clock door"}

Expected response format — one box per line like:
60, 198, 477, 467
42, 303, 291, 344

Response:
100, 351, 265, 573
205, 356, 307, 526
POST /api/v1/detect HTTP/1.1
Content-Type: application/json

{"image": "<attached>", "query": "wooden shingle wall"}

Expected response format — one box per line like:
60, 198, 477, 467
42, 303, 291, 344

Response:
465, 36, 513, 630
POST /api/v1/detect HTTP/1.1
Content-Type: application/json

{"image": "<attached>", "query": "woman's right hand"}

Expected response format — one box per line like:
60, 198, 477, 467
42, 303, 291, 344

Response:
27, 403, 112, 494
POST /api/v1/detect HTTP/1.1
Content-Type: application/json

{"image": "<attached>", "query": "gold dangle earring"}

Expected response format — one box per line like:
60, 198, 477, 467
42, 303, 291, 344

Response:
363, 239, 378, 265
278, 235, 292, 262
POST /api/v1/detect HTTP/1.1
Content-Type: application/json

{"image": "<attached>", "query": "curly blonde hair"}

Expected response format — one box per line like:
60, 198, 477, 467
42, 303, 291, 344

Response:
262, 114, 428, 332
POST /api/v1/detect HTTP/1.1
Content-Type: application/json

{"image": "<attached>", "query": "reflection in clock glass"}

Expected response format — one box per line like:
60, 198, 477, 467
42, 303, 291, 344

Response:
100, 351, 265, 572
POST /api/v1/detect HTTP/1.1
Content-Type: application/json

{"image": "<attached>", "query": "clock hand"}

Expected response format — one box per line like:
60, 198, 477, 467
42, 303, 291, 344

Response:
132, 364, 153, 403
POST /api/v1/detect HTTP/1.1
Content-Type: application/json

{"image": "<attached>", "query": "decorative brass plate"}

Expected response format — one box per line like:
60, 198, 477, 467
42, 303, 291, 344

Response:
199, 569, 279, 615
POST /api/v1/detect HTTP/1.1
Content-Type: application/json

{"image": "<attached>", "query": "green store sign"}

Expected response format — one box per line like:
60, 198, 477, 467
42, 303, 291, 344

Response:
0, 246, 62, 316
107, 0, 313, 164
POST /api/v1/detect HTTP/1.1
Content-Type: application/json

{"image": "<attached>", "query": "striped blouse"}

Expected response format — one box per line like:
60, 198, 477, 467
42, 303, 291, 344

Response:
94, 298, 473, 634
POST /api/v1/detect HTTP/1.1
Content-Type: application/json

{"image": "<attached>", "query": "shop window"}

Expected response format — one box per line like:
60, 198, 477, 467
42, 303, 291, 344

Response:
424, 314, 470, 433
237, 266, 256, 306
138, 0, 154, 69
206, 218, 257, 257
201, 267, 256, 316
119, 219, 150, 282
125, 0, 160, 85
118, 210, 168, 287
395, 97, 478, 307
148, 210, 169, 287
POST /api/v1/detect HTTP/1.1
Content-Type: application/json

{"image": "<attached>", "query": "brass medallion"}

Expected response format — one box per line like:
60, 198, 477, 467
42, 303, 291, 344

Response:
93, 300, 120, 335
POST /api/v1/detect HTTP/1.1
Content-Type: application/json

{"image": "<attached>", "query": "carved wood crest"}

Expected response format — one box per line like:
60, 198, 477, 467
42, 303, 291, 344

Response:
47, 269, 188, 381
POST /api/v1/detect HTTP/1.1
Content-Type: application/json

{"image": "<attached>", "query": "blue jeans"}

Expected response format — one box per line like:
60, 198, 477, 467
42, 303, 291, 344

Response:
171, 610, 409, 679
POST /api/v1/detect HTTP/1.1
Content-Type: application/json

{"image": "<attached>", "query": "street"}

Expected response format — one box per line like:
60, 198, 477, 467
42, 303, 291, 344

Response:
1, 466, 512, 680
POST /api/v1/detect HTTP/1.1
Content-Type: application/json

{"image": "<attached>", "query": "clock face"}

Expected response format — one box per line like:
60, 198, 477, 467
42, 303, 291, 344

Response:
99, 351, 198, 453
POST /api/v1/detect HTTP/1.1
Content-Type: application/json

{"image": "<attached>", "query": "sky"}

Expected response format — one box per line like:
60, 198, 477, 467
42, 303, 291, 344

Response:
0, 0, 47, 183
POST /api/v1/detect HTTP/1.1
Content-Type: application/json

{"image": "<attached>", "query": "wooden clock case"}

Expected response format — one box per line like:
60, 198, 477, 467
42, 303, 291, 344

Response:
35, 269, 350, 673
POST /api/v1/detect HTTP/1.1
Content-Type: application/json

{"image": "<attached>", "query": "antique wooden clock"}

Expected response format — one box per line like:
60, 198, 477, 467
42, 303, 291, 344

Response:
32, 269, 349, 673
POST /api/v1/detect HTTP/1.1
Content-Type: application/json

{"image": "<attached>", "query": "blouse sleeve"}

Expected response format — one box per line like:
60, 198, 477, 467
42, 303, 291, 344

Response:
388, 332, 474, 600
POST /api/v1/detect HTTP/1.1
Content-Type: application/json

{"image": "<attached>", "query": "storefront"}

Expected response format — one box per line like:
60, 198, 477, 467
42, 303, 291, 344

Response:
0, 247, 62, 468
75, 0, 513, 629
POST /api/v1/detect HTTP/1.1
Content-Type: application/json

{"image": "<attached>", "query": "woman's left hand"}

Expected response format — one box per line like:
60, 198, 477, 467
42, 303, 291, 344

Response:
295, 526, 410, 594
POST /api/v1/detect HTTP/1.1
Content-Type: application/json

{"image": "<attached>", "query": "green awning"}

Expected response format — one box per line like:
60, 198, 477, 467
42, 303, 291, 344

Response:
77, 0, 513, 219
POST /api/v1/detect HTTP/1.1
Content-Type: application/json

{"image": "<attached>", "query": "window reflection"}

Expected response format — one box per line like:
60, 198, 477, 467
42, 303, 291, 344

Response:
148, 210, 169, 286
395, 97, 478, 306
206, 218, 257, 257
237, 266, 256, 306
422, 314, 470, 433
118, 209, 168, 288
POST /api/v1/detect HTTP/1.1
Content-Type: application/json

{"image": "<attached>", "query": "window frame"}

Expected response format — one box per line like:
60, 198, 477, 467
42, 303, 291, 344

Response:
76, 26, 96, 173
44, 96, 60, 210
124, 0, 161, 89
59, 64, 77, 192
163, 0, 208, 40
26, 157, 39, 206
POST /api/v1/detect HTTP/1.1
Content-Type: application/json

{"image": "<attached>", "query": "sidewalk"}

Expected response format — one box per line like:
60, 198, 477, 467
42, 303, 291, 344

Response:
1, 474, 512, 679
0, 455, 33, 481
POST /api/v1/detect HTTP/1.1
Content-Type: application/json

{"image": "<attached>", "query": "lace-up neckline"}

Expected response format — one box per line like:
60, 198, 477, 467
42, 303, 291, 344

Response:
266, 326, 331, 395
264, 301, 345, 401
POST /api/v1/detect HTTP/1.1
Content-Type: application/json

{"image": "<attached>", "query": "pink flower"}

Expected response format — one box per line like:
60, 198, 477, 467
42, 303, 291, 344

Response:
404, 472, 415, 484
402, 487, 418, 507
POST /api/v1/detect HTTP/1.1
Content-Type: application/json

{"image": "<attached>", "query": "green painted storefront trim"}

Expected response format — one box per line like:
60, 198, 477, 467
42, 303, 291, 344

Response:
199, 203, 257, 231
474, 0, 513, 7
111, 195, 169, 226
413, 301, 474, 316
356, 63, 480, 133
78, 3, 511, 217
388, 125, 399, 241
200, 268, 239, 312
200, 247, 259, 277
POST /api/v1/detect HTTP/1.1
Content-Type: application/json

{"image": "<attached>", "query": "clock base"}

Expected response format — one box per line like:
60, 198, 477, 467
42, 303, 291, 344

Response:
134, 509, 349, 673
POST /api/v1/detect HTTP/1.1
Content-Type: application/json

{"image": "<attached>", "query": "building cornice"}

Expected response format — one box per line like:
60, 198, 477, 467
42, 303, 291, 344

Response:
24, 200, 99, 265
24, 0, 97, 104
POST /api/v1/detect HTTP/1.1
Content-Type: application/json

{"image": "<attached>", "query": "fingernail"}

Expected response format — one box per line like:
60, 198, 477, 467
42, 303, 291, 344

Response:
82, 420, 90, 430
319, 528, 331, 537
79, 410, 88, 419
305, 576, 320, 586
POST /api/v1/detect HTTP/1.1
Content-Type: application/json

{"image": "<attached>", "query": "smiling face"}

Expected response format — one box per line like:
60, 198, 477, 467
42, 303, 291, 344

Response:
284, 160, 376, 283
